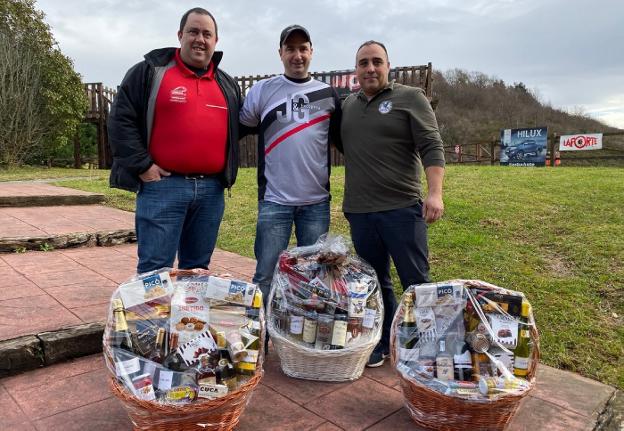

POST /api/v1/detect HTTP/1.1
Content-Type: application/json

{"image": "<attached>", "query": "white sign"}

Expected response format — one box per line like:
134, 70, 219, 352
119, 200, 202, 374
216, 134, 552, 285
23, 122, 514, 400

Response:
559, 133, 603, 151
158, 370, 173, 390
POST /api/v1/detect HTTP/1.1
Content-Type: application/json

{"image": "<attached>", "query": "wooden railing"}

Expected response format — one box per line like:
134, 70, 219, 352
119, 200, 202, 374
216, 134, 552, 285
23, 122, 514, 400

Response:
82, 83, 116, 168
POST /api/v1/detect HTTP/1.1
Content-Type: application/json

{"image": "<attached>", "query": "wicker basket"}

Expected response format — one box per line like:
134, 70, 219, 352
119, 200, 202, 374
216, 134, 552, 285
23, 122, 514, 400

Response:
266, 235, 384, 382
110, 372, 262, 431
105, 268, 266, 431
390, 280, 540, 431
269, 324, 380, 381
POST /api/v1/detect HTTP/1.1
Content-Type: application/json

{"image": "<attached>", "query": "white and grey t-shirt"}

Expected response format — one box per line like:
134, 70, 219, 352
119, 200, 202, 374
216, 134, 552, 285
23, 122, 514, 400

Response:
240, 75, 340, 205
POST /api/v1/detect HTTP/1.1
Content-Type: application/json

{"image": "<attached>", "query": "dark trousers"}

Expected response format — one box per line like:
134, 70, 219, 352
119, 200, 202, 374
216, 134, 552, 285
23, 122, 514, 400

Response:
345, 203, 431, 352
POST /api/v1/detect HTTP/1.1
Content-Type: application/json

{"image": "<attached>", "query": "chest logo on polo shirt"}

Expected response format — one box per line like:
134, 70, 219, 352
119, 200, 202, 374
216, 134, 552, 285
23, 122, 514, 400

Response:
378, 100, 392, 114
170, 86, 187, 103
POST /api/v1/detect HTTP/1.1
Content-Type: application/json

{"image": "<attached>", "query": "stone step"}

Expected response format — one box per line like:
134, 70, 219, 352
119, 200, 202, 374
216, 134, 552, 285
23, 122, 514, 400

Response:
0, 183, 104, 207
0, 229, 136, 253
0, 205, 136, 253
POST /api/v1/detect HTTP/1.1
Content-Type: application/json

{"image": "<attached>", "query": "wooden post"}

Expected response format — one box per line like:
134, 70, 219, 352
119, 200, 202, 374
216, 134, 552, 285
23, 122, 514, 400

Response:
96, 84, 106, 169
73, 132, 81, 168
550, 133, 557, 167
426, 62, 433, 99
491, 139, 496, 165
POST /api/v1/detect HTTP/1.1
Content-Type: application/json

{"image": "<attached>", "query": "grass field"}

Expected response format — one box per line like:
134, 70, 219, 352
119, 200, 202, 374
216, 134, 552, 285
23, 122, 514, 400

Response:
0, 166, 108, 182
2, 165, 622, 388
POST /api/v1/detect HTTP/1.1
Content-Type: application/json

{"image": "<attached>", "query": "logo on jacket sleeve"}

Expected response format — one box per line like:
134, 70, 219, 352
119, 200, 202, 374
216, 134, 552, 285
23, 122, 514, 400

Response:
378, 100, 392, 114
170, 86, 188, 103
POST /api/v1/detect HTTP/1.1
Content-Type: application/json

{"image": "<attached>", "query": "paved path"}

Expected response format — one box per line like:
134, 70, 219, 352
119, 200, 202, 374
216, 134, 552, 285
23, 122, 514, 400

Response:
0, 352, 613, 430
0, 244, 255, 340
0, 183, 99, 198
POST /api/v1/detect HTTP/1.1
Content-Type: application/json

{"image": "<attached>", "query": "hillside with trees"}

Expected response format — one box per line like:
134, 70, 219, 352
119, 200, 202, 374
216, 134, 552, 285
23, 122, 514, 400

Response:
432, 69, 624, 165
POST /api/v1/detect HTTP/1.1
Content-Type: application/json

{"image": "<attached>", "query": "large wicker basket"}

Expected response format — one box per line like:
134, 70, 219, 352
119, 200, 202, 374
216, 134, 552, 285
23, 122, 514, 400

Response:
105, 269, 265, 431
390, 280, 540, 431
266, 235, 384, 382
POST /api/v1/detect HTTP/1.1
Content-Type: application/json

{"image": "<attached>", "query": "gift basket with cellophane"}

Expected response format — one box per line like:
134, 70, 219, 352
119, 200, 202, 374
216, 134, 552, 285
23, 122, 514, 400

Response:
103, 268, 265, 431
267, 234, 384, 381
391, 279, 539, 431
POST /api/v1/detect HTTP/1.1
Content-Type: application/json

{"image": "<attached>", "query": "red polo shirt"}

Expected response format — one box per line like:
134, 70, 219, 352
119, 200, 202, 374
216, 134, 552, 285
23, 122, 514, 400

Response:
149, 49, 228, 174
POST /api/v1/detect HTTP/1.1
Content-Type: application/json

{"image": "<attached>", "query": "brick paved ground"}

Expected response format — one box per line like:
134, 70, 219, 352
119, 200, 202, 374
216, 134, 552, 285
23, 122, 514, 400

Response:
0, 244, 255, 339
0, 352, 613, 431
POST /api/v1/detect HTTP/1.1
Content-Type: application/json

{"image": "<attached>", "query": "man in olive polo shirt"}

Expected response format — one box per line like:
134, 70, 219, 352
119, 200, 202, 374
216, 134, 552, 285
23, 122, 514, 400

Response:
338, 41, 446, 367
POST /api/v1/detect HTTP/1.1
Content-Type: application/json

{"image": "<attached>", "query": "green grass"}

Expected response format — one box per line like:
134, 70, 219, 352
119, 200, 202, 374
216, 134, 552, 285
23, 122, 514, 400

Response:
0, 166, 108, 182
2, 165, 622, 388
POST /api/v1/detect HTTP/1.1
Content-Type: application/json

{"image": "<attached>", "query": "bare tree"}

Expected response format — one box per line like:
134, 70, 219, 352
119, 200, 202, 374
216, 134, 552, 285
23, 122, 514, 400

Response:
0, 31, 46, 165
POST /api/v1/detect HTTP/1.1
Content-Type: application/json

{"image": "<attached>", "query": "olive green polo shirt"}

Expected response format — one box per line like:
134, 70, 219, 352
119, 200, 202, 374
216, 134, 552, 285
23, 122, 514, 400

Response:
340, 82, 445, 213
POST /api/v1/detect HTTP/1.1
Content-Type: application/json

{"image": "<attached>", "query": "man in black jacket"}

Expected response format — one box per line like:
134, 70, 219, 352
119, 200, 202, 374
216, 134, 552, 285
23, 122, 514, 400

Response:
108, 7, 243, 273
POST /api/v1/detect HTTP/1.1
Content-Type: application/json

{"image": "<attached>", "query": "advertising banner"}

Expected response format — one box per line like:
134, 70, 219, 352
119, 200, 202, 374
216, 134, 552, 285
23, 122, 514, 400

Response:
500, 127, 548, 167
559, 133, 603, 151
331, 72, 360, 98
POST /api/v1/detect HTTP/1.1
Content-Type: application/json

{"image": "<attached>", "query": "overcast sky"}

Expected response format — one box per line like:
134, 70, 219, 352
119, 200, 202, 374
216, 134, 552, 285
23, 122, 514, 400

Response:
35, 0, 623, 129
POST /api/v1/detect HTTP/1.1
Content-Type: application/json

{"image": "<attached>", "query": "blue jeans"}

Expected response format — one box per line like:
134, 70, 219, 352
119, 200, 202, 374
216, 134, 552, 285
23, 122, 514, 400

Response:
135, 175, 224, 274
253, 199, 330, 306
345, 203, 431, 353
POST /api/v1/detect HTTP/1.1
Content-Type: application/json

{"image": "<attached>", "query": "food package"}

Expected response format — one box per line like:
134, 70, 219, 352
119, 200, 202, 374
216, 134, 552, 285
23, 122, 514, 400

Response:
391, 279, 537, 401
267, 234, 383, 351
103, 268, 265, 412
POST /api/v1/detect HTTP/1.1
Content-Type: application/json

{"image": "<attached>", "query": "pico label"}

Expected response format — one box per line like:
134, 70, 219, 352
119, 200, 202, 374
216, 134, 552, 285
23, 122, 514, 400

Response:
437, 285, 454, 298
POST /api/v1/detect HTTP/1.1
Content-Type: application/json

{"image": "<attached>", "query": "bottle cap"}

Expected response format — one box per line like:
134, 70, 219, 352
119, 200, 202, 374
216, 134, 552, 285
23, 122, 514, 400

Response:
112, 298, 124, 310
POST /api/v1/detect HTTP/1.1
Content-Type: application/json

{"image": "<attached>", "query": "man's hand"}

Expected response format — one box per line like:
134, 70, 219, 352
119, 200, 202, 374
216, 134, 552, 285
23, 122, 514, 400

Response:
423, 166, 445, 224
423, 192, 444, 224
139, 163, 171, 182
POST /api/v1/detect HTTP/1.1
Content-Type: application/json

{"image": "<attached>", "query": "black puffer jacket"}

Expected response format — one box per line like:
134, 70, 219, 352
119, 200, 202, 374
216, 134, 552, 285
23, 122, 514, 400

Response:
108, 47, 242, 192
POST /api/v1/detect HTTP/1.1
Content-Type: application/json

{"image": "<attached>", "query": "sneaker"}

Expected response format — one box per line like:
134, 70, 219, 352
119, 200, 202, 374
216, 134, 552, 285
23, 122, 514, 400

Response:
366, 348, 390, 368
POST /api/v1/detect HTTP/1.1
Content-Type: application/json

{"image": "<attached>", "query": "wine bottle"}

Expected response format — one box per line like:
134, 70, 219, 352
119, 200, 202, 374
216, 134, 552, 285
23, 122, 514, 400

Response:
453, 342, 473, 381
330, 308, 348, 350
148, 327, 166, 363
302, 311, 318, 346
111, 298, 134, 352
513, 301, 531, 377
435, 339, 454, 381
398, 292, 418, 365
288, 308, 304, 342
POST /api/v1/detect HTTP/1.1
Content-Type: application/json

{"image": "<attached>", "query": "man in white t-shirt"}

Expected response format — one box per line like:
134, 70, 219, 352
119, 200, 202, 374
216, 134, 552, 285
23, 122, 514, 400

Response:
240, 25, 341, 307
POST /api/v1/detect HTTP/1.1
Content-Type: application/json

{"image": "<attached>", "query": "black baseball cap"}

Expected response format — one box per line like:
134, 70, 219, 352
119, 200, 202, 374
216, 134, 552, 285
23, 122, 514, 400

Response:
279, 24, 311, 46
